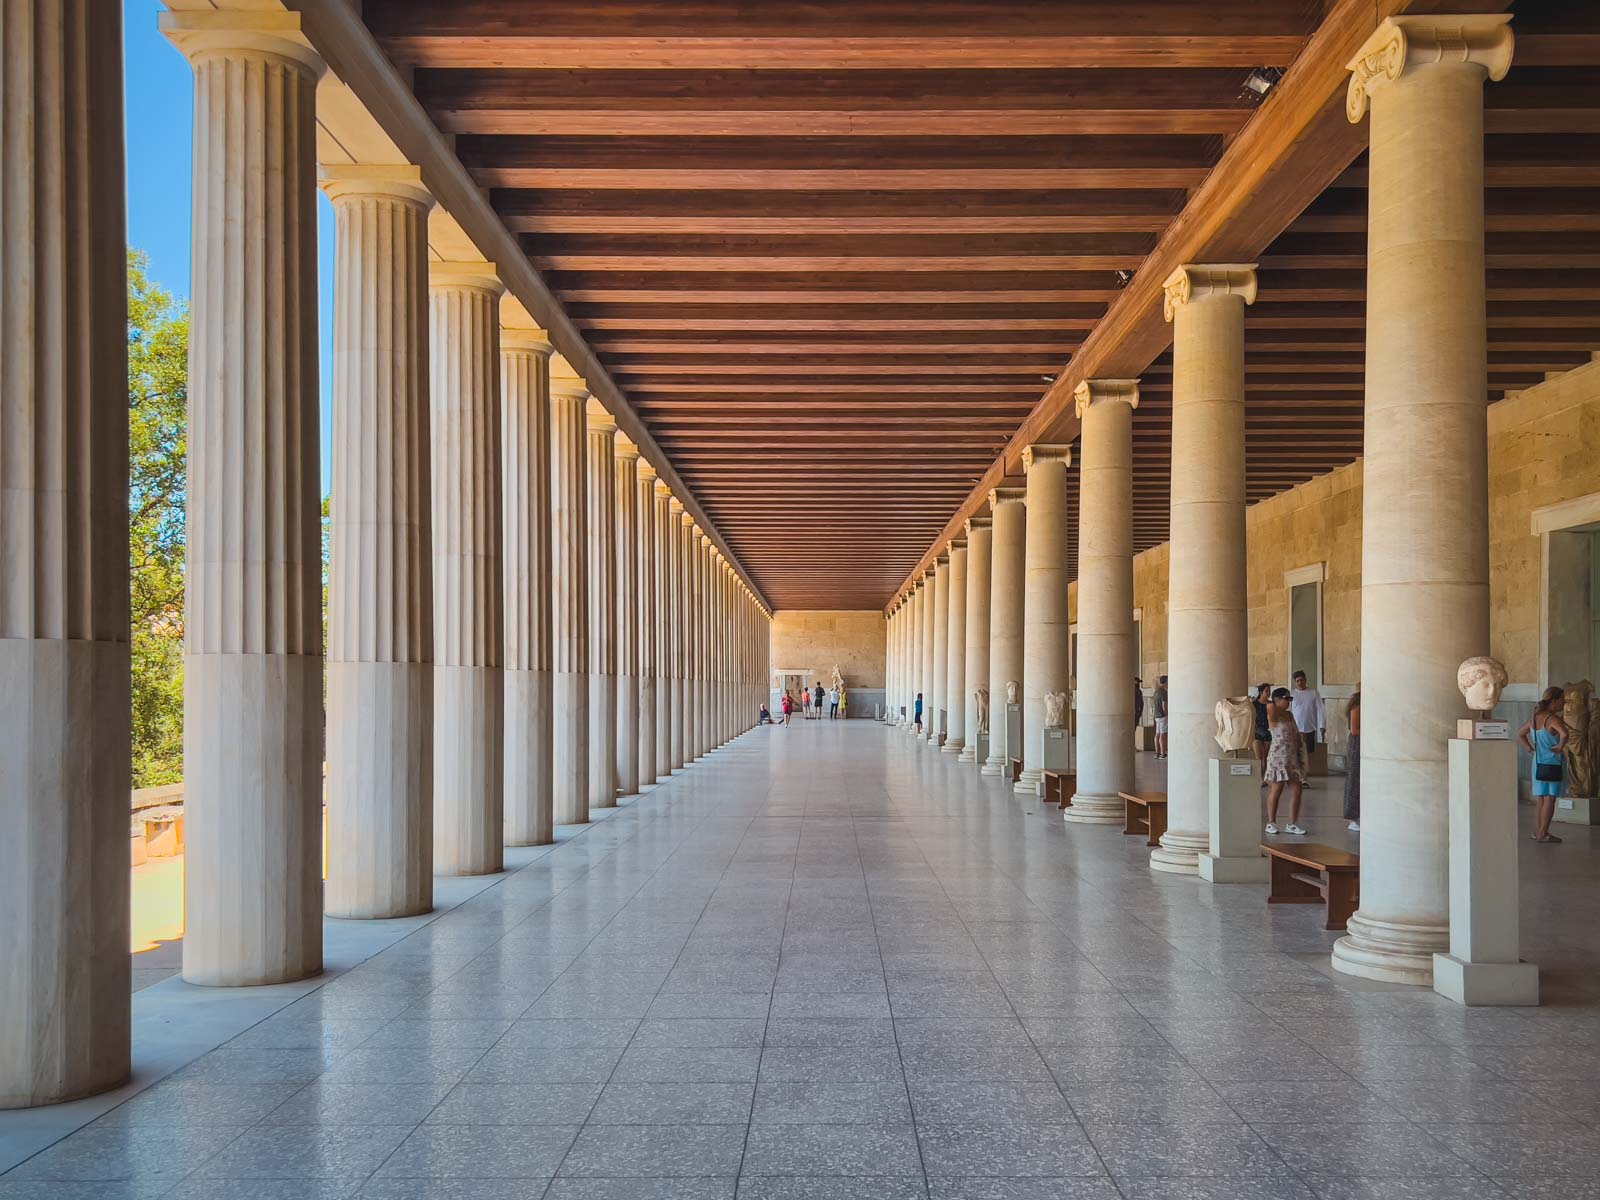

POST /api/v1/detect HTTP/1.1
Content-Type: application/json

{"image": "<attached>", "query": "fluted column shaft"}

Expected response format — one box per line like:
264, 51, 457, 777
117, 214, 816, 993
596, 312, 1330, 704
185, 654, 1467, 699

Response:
922, 571, 938, 737
668, 500, 686, 768
1333, 15, 1512, 986
1019, 447, 1072, 794
324, 171, 435, 916
960, 518, 993, 763
429, 267, 505, 875
1068, 381, 1139, 824
587, 405, 618, 809
984, 489, 1026, 775
656, 485, 675, 775
550, 378, 590, 824
931, 557, 950, 745
907, 585, 921, 727
614, 442, 640, 796
169, 17, 325, 984
502, 330, 555, 846
1153, 266, 1256, 874
638, 464, 659, 787
2, 0, 130, 1107
698, 536, 714, 755
944, 542, 969, 753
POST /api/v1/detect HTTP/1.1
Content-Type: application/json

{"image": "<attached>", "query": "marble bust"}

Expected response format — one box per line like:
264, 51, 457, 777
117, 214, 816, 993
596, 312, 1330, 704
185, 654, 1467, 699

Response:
1456, 655, 1508, 714
1214, 697, 1256, 752
1005, 680, 1019, 706
1044, 691, 1068, 728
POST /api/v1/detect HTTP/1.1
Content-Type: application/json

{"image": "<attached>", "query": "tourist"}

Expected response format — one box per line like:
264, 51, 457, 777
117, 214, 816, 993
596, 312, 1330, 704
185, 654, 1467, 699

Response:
914, 692, 924, 732
1520, 686, 1568, 844
781, 690, 793, 725
759, 703, 773, 725
1134, 678, 1145, 729
1253, 682, 1272, 778
1153, 675, 1169, 759
839, 687, 848, 718
1263, 686, 1307, 836
814, 682, 825, 719
1290, 670, 1326, 753
1344, 688, 1361, 831
827, 685, 840, 719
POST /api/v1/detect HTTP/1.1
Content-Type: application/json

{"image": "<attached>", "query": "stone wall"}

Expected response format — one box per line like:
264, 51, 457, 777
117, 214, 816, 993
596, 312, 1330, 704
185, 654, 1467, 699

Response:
770, 609, 888, 690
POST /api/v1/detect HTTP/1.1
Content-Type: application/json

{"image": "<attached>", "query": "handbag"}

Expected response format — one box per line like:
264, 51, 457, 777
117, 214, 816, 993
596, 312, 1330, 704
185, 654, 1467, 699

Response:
1536, 761, 1564, 783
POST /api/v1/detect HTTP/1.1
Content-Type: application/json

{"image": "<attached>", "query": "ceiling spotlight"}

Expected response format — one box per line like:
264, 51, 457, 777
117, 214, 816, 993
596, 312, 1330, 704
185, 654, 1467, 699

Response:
1039, 374, 1056, 383
1114, 270, 1134, 289
1241, 67, 1285, 102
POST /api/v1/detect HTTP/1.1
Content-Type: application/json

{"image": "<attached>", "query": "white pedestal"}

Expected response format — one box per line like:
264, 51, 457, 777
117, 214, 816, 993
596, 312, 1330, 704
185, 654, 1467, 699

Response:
1004, 703, 1021, 761
1554, 793, 1598, 825
1198, 756, 1269, 884
1040, 727, 1072, 772
1433, 738, 1538, 1006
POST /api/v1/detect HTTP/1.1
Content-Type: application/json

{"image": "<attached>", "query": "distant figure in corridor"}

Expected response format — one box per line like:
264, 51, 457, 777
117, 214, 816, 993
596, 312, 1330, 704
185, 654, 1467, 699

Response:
781, 691, 794, 725
814, 682, 825, 719
759, 703, 773, 725
1153, 675, 1169, 759
827, 685, 840, 719
1290, 669, 1326, 754
1134, 678, 1145, 730
1263, 686, 1308, 836
1520, 686, 1568, 844
914, 692, 924, 732
1253, 682, 1272, 778
1344, 688, 1361, 831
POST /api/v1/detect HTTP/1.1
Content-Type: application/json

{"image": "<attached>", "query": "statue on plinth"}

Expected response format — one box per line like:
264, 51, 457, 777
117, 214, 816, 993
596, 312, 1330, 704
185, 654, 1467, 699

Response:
1214, 697, 1256, 753
1005, 679, 1019, 706
974, 687, 990, 734
830, 663, 844, 693
1457, 655, 1509, 715
1562, 680, 1600, 798
1043, 691, 1068, 729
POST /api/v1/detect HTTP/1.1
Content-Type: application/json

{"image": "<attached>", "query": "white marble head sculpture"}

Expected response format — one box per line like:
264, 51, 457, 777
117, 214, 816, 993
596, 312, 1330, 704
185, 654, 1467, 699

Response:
1456, 656, 1509, 714
1005, 680, 1019, 706
1043, 691, 1068, 728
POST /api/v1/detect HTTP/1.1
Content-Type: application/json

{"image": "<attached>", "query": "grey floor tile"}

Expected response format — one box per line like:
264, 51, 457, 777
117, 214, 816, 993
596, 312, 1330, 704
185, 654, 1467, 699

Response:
1253, 1123, 1477, 1178
558, 1124, 747, 1177
1214, 1079, 1401, 1124
497, 1019, 642, 1048
1088, 1122, 1289, 1178
424, 1083, 603, 1125
0, 1184, 184, 1200
1038, 1043, 1198, 1085
647, 992, 774, 1019
763, 1019, 897, 1048
547, 1181, 737, 1200
316, 1046, 487, 1086
356, 1181, 551, 1199
742, 1122, 923, 1176
360, 1019, 514, 1049
374, 1123, 579, 1178
927, 1182, 1124, 1200
589, 1082, 754, 1124
95, 1081, 301, 1127
1302, 1180, 1515, 1199
916, 1122, 1104, 1178
261, 1082, 454, 1125
900, 1043, 1052, 1082
753, 1081, 913, 1125
1065, 1080, 1241, 1126
611, 1046, 762, 1083
1424, 1122, 1600, 1177
1112, 1179, 1317, 1199
907, 1080, 1071, 1125
758, 1046, 904, 1083
769, 994, 893, 1019
630, 1019, 767, 1049
464, 1044, 626, 1084
192, 1124, 414, 1180
738, 1178, 927, 1200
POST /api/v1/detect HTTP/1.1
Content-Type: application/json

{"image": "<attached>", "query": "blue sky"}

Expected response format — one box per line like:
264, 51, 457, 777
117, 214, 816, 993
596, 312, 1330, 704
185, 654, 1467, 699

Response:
125, 0, 337, 491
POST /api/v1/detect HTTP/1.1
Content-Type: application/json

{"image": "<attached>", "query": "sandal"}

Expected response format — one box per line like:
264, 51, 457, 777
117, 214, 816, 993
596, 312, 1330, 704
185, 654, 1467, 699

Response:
1533, 834, 1564, 843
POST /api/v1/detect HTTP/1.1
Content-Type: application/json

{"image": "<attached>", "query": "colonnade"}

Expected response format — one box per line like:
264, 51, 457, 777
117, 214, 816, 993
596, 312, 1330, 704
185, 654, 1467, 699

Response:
0, 8, 770, 1109
887, 13, 1515, 988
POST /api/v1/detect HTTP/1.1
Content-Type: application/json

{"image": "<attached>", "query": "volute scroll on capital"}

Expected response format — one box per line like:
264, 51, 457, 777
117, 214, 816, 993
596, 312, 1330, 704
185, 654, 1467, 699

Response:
1161, 264, 1259, 323
964, 514, 993, 536
988, 485, 1027, 510
1021, 444, 1073, 472
1345, 15, 1514, 123
1072, 378, 1141, 420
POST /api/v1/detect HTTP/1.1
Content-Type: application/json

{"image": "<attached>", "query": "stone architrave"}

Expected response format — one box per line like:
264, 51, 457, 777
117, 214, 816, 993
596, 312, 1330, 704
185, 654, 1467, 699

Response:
1019, 445, 1073, 795
961, 516, 993, 762
550, 370, 590, 825
428, 263, 507, 876
2, 0, 131, 1107
323, 167, 436, 914
983, 486, 1027, 775
1333, 14, 1514, 986
501, 327, 556, 846
165, 12, 327, 983
1152, 263, 1257, 874
1067, 380, 1140, 825
587, 402, 619, 809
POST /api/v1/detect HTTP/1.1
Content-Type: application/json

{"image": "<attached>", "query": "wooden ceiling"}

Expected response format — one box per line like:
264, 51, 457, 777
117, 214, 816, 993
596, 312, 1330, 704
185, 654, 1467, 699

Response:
364, 0, 1600, 610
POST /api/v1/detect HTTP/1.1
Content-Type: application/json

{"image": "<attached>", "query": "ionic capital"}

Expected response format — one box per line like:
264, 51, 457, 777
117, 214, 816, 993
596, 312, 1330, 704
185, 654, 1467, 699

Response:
1022, 444, 1073, 472
935, 553, 950, 568
160, 10, 325, 78
988, 485, 1027, 510
948, 538, 967, 554
501, 326, 554, 357
1346, 15, 1513, 122
1073, 378, 1140, 420
1161, 263, 1258, 322
318, 164, 433, 211
429, 261, 506, 297
964, 514, 993, 536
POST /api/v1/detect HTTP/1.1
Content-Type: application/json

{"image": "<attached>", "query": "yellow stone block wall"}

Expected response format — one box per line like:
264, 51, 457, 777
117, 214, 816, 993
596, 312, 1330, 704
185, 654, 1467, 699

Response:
770, 609, 887, 688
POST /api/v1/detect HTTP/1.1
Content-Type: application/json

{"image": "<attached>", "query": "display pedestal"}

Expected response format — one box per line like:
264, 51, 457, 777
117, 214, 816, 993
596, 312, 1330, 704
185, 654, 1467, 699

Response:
1554, 793, 1599, 825
1004, 703, 1021, 762
1433, 738, 1539, 1006
972, 732, 990, 766
1198, 756, 1269, 884
1040, 728, 1071, 772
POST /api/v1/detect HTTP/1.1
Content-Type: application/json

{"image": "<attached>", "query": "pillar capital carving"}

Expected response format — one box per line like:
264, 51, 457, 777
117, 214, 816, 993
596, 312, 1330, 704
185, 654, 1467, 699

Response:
1346, 14, 1513, 122
1021, 444, 1073, 471
988, 485, 1027, 510
1073, 378, 1140, 419
668, 495, 685, 514
550, 373, 589, 403
964, 514, 993, 535
429, 261, 505, 297
948, 538, 967, 554
680, 511, 696, 528
318, 164, 433, 210
935, 553, 950, 568
160, 10, 324, 77
1161, 263, 1258, 322
637, 460, 659, 482
615, 437, 640, 462
500, 326, 554, 356
655, 479, 673, 499
586, 400, 617, 435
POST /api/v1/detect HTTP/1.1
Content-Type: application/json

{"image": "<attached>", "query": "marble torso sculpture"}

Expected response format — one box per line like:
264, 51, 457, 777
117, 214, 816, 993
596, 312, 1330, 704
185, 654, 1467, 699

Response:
1043, 690, 1067, 729
1005, 680, 1019, 706
1456, 655, 1508, 714
1214, 697, 1256, 752
974, 687, 990, 734
1563, 679, 1600, 798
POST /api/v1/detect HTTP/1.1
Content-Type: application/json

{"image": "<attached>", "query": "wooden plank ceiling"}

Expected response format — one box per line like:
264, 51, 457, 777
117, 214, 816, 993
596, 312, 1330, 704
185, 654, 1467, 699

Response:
365, 0, 1600, 610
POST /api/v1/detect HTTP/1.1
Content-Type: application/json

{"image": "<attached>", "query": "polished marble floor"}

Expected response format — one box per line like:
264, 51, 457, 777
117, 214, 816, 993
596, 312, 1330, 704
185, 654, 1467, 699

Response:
4, 719, 1599, 1199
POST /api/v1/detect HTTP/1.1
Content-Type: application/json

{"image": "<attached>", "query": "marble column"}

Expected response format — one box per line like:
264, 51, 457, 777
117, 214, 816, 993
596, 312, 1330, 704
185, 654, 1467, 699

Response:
323, 168, 435, 916
1018, 445, 1073, 795
166, 13, 325, 984
943, 541, 968, 754
502, 327, 556, 846
1151, 265, 1257, 874
637, 461, 659, 787
655, 482, 676, 776
1333, 14, 1513, 986
550, 373, 590, 825
2, 0, 130, 1107
614, 439, 640, 796
983, 486, 1027, 776
931, 556, 950, 745
1067, 380, 1140, 824
668, 499, 687, 769
699, 534, 716, 754
960, 516, 993, 763
910, 578, 926, 732
587, 403, 618, 809
429, 264, 506, 874
921, 570, 938, 735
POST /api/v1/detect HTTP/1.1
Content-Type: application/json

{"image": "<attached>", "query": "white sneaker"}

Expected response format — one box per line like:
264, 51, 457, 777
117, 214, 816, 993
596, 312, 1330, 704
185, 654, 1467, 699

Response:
1348, 821, 1361, 831
1286, 824, 1307, 836
1264, 823, 1279, 835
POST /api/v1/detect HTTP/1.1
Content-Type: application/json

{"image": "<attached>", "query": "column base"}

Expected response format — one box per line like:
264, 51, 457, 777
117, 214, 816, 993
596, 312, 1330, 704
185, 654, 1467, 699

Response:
1331, 912, 1449, 987
941, 739, 964, 756
1150, 830, 1206, 876
1432, 953, 1539, 1007
980, 756, 1007, 777
957, 747, 977, 763
1199, 850, 1270, 884
1063, 791, 1122, 825
1015, 768, 1041, 796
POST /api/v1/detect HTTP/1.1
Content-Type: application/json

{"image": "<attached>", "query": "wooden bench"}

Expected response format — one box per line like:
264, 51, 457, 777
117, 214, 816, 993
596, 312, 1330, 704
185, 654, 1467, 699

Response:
1260, 841, 1361, 931
1042, 769, 1074, 806
1118, 790, 1168, 847
1009, 756, 1023, 784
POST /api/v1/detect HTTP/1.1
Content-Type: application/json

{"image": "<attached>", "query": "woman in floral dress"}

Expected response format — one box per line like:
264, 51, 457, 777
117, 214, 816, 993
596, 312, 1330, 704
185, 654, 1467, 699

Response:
1264, 686, 1308, 837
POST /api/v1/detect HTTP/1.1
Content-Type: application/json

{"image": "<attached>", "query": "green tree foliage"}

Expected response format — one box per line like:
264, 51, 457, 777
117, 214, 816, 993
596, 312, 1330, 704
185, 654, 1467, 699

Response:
127, 251, 188, 787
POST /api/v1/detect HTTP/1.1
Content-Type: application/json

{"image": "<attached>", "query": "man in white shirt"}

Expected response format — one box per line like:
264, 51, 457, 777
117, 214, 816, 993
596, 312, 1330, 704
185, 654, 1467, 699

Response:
827, 687, 840, 719
1290, 670, 1327, 751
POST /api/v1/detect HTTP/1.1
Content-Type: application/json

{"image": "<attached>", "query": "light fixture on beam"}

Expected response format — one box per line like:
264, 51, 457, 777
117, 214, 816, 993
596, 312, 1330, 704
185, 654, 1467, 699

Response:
1241, 67, 1285, 103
